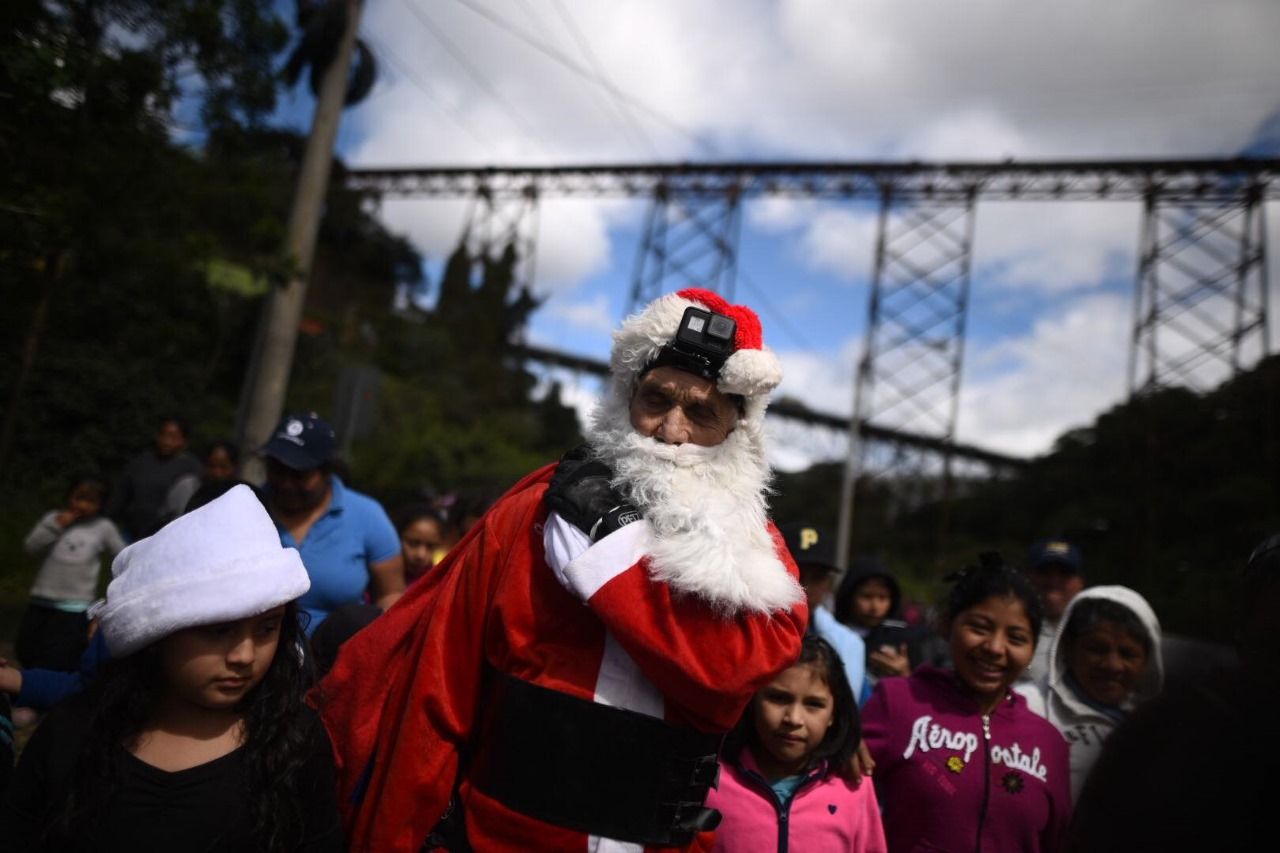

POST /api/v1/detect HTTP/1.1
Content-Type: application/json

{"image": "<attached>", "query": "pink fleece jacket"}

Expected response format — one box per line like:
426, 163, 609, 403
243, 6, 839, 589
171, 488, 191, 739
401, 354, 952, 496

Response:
706, 747, 887, 853
862, 666, 1071, 853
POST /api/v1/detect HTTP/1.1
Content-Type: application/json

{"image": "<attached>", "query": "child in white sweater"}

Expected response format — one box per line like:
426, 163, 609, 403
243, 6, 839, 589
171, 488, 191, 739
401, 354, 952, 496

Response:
18, 476, 124, 671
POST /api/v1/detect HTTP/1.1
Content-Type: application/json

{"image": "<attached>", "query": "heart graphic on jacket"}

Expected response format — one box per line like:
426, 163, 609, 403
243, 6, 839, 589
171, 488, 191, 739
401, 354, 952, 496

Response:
827, 804, 837, 814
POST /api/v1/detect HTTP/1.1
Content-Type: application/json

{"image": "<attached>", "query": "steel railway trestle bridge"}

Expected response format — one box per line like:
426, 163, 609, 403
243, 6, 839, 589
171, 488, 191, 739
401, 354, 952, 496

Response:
346, 158, 1279, 562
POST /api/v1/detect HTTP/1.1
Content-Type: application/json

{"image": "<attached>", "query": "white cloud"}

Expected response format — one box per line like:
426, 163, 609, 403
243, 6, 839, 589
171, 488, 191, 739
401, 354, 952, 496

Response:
958, 292, 1131, 455
329, 0, 1280, 470
798, 206, 880, 283
746, 199, 880, 283
352, 0, 1280, 168
975, 202, 1141, 295
371, 197, 471, 266
347, 0, 1280, 299
904, 110, 1030, 161
768, 0, 1280, 159
530, 199, 622, 291
775, 339, 860, 417
546, 293, 613, 334
749, 196, 1139, 300
764, 428, 842, 473
765, 351, 860, 470
747, 197, 810, 232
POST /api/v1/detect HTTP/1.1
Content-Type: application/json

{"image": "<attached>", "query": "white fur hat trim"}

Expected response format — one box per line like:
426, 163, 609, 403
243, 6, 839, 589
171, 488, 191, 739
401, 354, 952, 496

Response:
719, 347, 783, 399
100, 484, 311, 657
610, 290, 782, 407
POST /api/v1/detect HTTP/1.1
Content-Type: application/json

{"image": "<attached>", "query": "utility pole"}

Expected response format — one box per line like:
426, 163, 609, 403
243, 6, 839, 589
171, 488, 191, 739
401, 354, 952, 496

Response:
238, 0, 363, 482
836, 191, 891, 572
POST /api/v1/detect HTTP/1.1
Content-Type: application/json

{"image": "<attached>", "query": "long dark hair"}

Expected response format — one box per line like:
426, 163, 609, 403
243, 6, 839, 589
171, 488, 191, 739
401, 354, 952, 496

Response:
49, 602, 316, 852
724, 634, 859, 779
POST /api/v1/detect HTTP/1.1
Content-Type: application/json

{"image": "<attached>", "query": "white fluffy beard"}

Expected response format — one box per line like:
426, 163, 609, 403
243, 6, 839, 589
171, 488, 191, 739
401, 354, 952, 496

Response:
586, 395, 803, 616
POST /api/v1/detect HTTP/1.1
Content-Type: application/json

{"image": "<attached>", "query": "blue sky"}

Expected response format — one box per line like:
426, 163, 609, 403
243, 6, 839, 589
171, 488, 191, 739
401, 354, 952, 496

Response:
268, 0, 1280, 468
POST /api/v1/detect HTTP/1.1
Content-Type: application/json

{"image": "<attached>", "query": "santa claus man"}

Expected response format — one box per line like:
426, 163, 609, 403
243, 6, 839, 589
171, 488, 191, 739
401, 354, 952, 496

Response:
317, 288, 808, 852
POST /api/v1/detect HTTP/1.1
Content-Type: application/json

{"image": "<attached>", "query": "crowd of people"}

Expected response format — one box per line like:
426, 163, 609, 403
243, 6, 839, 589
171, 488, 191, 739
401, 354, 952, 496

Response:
0, 287, 1272, 852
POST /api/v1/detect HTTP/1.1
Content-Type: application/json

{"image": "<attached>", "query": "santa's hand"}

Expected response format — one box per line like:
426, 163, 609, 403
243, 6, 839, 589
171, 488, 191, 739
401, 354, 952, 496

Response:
545, 448, 641, 542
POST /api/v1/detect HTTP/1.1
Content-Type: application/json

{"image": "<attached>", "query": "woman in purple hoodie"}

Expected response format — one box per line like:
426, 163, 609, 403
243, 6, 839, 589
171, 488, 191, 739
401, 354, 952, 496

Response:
862, 553, 1071, 853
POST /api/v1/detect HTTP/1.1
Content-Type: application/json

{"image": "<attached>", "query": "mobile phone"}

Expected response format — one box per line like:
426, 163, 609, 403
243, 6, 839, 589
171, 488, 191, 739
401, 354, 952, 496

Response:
869, 619, 911, 652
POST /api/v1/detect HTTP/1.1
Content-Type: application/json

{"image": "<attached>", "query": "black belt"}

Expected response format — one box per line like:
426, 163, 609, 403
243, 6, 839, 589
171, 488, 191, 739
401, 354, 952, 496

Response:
470, 671, 723, 846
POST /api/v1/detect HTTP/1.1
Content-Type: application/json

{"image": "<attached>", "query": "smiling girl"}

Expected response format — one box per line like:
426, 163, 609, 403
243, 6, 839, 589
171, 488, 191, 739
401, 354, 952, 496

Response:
861, 553, 1071, 853
1015, 586, 1162, 801
0, 485, 342, 852
707, 635, 886, 852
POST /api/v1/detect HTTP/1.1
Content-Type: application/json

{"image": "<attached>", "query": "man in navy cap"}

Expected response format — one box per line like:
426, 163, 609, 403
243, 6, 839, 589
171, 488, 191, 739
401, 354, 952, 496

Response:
1023, 538, 1085, 682
260, 412, 404, 632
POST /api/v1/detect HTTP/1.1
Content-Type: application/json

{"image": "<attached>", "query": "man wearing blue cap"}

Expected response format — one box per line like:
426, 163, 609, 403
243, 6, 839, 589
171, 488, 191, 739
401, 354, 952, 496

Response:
260, 412, 404, 632
1024, 538, 1085, 682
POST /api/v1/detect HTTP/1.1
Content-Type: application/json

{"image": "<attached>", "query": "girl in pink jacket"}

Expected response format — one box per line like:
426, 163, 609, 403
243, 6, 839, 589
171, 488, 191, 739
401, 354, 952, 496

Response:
862, 553, 1072, 853
707, 634, 887, 852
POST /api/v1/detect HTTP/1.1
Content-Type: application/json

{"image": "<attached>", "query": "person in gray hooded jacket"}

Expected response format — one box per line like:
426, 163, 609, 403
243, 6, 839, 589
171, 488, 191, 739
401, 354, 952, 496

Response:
1015, 585, 1163, 801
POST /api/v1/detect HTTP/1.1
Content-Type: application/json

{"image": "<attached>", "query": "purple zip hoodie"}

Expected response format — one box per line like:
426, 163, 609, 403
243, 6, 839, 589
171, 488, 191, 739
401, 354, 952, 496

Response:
862, 666, 1071, 853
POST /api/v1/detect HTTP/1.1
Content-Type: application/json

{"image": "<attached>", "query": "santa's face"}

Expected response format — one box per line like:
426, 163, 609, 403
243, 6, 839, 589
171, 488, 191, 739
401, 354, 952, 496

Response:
628, 366, 739, 447
585, 367, 802, 615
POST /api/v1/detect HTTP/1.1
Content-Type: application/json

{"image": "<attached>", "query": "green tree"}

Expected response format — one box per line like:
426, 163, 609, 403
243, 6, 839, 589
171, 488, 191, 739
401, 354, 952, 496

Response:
829, 355, 1280, 641
349, 238, 581, 499
1, 0, 291, 485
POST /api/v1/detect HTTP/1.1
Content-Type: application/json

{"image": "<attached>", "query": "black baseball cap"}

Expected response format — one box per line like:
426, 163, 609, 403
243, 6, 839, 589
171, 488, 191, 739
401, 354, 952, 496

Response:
259, 413, 336, 472
781, 523, 838, 572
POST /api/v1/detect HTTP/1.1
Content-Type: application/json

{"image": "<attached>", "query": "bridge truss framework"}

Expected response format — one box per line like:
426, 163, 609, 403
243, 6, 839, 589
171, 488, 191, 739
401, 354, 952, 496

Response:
349, 158, 1278, 561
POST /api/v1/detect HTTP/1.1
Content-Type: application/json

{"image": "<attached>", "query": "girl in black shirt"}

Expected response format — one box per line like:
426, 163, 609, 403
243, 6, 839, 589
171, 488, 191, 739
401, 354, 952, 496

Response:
0, 485, 343, 852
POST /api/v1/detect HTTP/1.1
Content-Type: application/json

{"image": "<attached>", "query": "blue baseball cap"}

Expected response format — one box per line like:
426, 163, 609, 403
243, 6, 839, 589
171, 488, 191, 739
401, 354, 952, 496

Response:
1027, 538, 1084, 574
259, 413, 336, 471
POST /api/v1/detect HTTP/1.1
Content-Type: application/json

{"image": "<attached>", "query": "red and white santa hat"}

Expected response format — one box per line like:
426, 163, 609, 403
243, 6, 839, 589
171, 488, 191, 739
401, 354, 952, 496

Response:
608, 287, 782, 426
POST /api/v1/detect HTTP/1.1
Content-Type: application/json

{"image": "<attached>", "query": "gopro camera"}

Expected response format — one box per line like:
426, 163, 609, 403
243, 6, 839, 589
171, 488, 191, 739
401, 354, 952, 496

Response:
649, 306, 737, 381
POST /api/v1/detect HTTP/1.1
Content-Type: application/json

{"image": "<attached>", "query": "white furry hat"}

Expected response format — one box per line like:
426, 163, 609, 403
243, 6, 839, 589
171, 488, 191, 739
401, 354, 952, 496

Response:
100, 484, 311, 657
608, 287, 783, 426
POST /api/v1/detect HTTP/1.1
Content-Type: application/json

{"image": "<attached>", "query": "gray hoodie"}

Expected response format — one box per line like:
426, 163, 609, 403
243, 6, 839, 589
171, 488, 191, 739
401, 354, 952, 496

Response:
1015, 585, 1164, 802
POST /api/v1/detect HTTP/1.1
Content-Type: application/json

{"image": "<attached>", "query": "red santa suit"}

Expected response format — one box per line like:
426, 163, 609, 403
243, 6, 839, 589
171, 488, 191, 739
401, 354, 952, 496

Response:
316, 289, 807, 852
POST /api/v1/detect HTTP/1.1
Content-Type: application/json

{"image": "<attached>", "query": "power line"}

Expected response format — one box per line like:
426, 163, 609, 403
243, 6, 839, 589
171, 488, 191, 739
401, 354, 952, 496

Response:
511, 0, 639, 155
366, 35, 490, 149
737, 266, 816, 351
513, 0, 566, 53
451, 0, 714, 155
547, 0, 658, 158
398, 0, 555, 155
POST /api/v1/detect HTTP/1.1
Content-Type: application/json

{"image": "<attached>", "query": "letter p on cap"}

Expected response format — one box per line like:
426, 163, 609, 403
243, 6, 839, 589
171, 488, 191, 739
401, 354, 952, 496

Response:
801, 528, 819, 551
